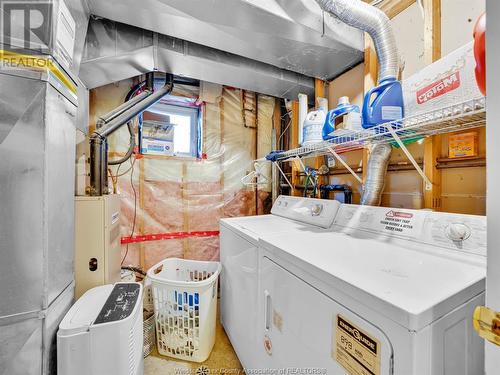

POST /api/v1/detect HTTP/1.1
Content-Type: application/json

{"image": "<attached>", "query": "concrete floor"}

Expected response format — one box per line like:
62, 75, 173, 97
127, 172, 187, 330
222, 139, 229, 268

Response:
145, 306, 242, 374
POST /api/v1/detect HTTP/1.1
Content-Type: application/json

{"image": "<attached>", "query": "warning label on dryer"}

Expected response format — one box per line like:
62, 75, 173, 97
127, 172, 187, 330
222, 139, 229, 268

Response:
380, 210, 418, 236
335, 205, 426, 240
333, 315, 380, 375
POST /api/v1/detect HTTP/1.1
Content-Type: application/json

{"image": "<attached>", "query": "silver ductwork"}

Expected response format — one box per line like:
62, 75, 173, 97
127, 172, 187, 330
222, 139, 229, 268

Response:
89, 73, 174, 196
85, 0, 364, 80
361, 144, 392, 206
80, 18, 315, 99
315, 0, 398, 205
314, 0, 399, 82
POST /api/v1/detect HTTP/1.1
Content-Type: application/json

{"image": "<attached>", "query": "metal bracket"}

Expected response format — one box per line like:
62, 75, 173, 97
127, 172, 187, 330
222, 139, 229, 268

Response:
293, 156, 307, 174
386, 125, 433, 191
327, 147, 363, 184
274, 161, 294, 193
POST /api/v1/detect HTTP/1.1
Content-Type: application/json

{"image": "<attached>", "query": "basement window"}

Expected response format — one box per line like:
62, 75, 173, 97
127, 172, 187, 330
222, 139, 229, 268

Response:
141, 101, 201, 158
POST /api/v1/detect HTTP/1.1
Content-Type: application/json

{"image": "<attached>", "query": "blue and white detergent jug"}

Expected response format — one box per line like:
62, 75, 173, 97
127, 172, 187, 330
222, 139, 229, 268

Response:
362, 77, 404, 128
302, 109, 327, 146
323, 97, 360, 140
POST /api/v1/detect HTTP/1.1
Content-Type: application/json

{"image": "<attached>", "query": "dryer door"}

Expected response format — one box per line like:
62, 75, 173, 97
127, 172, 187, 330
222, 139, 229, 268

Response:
259, 256, 394, 375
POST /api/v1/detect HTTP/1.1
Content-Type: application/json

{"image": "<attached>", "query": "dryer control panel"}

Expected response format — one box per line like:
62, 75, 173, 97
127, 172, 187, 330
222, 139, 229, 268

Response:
334, 205, 487, 257
271, 195, 341, 229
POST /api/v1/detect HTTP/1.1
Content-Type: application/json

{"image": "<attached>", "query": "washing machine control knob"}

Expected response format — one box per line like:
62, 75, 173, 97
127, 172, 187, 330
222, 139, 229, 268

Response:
311, 204, 323, 216
446, 223, 471, 242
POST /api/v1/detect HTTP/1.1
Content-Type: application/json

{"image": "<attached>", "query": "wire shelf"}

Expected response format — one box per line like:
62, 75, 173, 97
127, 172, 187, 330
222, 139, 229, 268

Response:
264, 97, 486, 163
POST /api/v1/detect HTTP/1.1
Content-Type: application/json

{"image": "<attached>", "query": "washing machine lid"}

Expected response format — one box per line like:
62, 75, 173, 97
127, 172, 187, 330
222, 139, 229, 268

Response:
58, 284, 114, 335
220, 196, 341, 244
220, 214, 316, 244
260, 231, 485, 331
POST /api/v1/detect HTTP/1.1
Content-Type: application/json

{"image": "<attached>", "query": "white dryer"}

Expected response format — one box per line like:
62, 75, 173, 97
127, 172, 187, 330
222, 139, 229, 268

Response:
220, 195, 341, 369
258, 204, 486, 375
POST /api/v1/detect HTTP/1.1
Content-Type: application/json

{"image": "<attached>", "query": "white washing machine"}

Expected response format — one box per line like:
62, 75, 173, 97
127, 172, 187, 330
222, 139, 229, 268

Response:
220, 195, 341, 369
258, 204, 486, 375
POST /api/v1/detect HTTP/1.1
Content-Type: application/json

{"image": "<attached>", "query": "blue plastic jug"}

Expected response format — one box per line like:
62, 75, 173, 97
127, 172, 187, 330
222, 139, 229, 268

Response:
322, 97, 360, 140
362, 77, 404, 129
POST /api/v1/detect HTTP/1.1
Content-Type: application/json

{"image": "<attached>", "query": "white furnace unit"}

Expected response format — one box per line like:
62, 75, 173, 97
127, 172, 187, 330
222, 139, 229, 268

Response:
75, 195, 122, 298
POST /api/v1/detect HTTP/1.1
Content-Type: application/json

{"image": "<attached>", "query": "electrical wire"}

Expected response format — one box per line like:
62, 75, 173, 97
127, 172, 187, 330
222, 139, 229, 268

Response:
109, 156, 136, 180
121, 156, 138, 266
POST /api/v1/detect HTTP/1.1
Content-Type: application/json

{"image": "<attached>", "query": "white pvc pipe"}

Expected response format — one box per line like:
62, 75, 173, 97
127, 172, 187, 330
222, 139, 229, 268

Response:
298, 93, 308, 146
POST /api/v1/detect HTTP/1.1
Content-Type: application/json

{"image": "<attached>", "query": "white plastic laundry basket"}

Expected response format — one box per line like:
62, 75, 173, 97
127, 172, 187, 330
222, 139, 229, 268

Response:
146, 258, 221, 362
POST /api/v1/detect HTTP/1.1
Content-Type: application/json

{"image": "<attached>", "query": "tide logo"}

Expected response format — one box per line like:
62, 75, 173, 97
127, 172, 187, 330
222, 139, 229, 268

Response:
417, 72, 461, 104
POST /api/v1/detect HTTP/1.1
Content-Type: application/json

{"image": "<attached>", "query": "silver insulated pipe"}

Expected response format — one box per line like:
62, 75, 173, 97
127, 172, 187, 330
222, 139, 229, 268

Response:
361, 144, 392, 206
314, 0, 399, 81
315, 0, 397, 205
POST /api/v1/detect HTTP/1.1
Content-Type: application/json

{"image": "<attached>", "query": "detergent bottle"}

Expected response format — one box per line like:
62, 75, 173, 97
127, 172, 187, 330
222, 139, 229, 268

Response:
362, 77, 404, 128
302, 109, 327, 146
322, 97, 360, 140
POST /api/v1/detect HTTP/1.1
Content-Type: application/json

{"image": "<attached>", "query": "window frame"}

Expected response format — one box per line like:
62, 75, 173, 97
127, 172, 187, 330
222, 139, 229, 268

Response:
141, 101, 201, 158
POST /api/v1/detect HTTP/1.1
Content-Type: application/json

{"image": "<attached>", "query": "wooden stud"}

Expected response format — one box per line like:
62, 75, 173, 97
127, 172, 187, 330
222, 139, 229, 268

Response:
363, 0, 416, 19
423, 0, 442, 210
314, 79, 326, 99
314, 79, 327, 196
424, 0, 441, 65
424, 135, 442, 209
272, 98, 282, 202
138, 158, 146, 269
182, 162, 189, 257
219, 91, 226, 219
362, 148, 370, 184
290, 100, 301, 196
363, 35, 378, 186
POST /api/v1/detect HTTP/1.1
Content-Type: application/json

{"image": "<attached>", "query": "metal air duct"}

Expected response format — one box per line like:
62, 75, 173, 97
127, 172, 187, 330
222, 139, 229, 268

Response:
314, 0, 399, 82
79, 18, 315, 99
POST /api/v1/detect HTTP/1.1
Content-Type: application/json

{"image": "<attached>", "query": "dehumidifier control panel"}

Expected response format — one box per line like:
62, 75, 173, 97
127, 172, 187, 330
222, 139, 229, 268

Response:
271, 195, 341, 228
94, 283, 141, 324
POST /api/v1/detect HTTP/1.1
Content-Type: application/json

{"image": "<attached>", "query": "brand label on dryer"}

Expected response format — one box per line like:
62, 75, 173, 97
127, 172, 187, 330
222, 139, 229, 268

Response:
334, 315, 380, 375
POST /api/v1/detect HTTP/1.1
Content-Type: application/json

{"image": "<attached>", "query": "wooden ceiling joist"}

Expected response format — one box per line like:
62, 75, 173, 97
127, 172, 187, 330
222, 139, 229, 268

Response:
364, 0, 416, 19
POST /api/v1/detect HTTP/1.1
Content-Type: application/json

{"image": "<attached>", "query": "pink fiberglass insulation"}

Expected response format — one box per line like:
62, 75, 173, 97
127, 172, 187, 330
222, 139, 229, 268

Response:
224, 190, 257, 218
143, 180, 184, 233
116, 173, 140, 237
187, 189, 223, 232
143, 239, 185, 269
92, 80, 275, 271
186, 237, 220, 261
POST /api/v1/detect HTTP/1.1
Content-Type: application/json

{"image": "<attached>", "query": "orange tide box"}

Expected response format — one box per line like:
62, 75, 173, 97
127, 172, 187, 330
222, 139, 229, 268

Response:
403, 42, 483, 118
448, 132, 478, 158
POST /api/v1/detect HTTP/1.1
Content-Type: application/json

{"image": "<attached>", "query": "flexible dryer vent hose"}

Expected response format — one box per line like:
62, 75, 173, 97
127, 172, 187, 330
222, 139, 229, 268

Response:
361, 143, 392, 206
314, 0, 398, 205
314, 0, 399, 82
